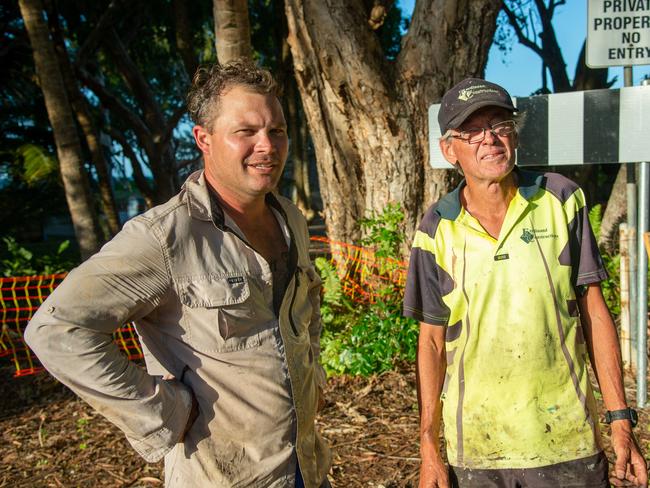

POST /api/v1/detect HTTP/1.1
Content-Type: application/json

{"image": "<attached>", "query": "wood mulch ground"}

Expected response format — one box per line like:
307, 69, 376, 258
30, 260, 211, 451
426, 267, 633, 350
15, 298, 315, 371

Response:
1, 363, 648, 487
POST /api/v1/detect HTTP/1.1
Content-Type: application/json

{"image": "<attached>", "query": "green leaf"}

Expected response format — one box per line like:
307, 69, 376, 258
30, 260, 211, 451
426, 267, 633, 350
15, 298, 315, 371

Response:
15, 144, 58, 186
56, 240, 70, 254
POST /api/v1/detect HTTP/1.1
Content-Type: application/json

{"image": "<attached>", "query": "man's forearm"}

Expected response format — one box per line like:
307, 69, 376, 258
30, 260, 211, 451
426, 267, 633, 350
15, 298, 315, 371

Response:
24, 216, 192, 462
579, 283, 648, 487
26, 311, 193, 462
578, 284, 627, 410
417, 323, 447, 456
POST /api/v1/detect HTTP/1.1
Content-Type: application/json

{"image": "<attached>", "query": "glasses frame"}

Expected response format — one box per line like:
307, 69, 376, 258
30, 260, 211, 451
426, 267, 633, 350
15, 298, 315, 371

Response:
451, 119, 517, 144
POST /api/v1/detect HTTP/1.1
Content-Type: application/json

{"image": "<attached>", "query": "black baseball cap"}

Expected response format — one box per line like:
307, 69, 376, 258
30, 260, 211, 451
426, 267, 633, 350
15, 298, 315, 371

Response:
438, 78, 517, 134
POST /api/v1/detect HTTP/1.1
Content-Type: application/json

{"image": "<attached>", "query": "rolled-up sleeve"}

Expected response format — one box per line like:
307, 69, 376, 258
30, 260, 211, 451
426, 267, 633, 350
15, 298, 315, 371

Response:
24, 216, 192, 462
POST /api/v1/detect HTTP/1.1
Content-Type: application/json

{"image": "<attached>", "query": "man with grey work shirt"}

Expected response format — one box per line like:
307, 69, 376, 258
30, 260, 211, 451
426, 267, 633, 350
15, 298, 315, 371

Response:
26, 60, 331, 487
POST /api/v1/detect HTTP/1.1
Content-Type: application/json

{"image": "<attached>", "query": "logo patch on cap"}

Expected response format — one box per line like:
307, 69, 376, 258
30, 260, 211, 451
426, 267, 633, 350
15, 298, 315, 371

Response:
458, 86, 500, 102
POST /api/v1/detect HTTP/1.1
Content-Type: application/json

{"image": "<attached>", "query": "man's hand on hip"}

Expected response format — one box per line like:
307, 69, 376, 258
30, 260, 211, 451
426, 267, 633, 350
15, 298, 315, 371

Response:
419, 453, 449, 488
164, 373, 199, 442
609, 422, 648, 487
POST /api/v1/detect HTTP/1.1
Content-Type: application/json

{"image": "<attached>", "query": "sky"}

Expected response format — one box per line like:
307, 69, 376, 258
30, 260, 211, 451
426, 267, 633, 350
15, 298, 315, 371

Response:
399, 0, 650, 98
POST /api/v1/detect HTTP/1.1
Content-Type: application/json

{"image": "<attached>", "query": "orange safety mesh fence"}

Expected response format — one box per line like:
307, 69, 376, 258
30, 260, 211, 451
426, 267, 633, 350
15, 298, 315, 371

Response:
0, 274, 143, 378
2, 238, 405, 377
310, 236, 407, 303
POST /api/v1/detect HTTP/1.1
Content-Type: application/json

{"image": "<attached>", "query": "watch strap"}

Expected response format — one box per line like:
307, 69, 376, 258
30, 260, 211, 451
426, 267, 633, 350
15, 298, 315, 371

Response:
605, 408, 638, 427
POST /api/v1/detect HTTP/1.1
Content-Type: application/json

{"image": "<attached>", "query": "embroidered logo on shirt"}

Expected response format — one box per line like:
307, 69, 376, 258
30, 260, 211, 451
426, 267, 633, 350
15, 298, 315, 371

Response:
227, 276, 245, 285
520, 227, 559, 243
520, 229, 534, 243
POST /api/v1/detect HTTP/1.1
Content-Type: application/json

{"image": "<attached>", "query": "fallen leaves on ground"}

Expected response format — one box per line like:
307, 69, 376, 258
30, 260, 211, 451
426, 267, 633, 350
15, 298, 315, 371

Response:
1, 364, 648, 487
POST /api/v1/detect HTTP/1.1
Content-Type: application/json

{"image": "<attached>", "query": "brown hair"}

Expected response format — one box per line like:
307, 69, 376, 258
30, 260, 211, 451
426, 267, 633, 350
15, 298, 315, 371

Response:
187, 59, 278, 131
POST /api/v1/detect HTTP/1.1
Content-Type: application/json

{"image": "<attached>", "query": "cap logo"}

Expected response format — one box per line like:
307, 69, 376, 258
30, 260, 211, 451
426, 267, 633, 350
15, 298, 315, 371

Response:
457, 85, 500, 102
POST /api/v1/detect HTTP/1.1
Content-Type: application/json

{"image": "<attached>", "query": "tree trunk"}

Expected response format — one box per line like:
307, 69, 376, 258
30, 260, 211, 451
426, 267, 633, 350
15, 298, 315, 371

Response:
573, 41, 612, 91
173, 0, 199, 79
285, 0, 499, 244
19, 0, 101, 259
46, 1, 121, 236
286, 75, 311, 217
600, 165, 627, 252
213, 0, 252, 64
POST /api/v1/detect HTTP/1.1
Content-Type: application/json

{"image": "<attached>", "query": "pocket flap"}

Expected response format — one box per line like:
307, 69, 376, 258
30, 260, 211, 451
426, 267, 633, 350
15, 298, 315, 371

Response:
178, 275, 250, 308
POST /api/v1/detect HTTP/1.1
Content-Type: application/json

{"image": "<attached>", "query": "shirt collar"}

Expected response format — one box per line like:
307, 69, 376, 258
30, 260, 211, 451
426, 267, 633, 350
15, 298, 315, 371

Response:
435, 166, 542, 220
183, 170, 288, 230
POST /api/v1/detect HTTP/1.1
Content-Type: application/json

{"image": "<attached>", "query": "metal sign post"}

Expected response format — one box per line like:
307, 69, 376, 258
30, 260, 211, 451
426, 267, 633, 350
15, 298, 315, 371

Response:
637, 77, 650, 408
624, 67, 638, 371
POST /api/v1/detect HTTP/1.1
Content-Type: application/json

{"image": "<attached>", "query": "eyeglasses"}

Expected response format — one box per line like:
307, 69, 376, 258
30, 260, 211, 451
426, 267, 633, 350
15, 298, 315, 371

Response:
452, 120, 517, 144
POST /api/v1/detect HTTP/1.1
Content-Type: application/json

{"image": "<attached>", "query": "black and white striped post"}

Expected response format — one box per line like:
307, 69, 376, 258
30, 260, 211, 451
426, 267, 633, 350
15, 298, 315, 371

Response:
428, 86, 650, 168
428, 84, 650, 406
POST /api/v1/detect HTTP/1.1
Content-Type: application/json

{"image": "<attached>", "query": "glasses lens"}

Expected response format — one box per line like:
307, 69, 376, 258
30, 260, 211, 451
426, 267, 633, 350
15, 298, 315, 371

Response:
462, 128, 484, 143
492, 120, 516, 136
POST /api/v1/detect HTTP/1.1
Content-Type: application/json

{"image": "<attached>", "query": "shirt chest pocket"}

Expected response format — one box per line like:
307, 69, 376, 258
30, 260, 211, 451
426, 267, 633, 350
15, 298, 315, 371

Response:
178, 275, 264, 353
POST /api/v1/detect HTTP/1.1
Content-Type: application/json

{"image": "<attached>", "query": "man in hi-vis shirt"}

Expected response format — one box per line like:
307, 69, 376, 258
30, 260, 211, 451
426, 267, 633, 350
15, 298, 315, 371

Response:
404, 78, 646, 488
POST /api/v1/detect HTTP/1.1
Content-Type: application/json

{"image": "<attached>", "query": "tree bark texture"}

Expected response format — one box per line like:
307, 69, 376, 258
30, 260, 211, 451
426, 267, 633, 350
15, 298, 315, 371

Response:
285, 0, 499, 243
599, 165, 627, 252
19, 0, 101, 259
173, 0, 199, 79
46, 1, 121, 236
213, 0, 252, 64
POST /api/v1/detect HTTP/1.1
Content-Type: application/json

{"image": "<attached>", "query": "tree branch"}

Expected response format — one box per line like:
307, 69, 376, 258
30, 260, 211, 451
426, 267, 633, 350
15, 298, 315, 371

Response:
549, 0, 566, 18
501, 2, 544, 57
106, 126, 154, 207
160, 105, 187, 147
79, 69, 154, 155
75, 0, 124, 69
102, 27, 166, 130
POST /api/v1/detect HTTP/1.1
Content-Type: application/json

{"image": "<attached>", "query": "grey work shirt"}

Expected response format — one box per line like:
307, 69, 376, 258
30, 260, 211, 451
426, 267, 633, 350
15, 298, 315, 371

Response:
25, 170, 331, 487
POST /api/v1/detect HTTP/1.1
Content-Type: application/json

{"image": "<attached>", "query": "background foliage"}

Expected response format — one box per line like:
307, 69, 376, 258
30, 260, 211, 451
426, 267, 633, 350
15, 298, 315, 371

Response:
319, 204, 419, 376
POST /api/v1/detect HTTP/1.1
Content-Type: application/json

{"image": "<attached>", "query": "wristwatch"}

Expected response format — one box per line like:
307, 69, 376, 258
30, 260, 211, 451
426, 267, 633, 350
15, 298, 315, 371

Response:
604, 407, 638, 427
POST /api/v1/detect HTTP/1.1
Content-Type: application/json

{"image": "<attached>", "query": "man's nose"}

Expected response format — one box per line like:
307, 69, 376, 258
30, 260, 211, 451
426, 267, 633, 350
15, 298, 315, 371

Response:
255, 131, 274, 152
482, 128, 498, 144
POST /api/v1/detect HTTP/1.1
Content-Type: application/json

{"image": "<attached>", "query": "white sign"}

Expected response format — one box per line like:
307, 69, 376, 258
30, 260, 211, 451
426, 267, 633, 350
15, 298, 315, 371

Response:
428, 86, 650, 169
587, 0, 650, 68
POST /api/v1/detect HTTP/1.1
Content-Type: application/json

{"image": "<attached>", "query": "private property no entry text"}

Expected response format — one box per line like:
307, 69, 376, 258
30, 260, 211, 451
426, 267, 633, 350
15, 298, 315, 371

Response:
602, 0, 650, 12
594, 15, 650, 30
590, 0, 650, 62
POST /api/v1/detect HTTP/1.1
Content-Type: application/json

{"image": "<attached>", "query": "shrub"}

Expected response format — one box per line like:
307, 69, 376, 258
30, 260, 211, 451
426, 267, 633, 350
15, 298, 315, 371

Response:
1, 237, 75, 277
318, 203, 418, 376
588, 205, 620, 315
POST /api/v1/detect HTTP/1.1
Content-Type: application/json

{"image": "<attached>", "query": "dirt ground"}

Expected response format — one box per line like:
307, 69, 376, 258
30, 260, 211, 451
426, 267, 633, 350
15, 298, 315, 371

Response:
1, 363, 648, 488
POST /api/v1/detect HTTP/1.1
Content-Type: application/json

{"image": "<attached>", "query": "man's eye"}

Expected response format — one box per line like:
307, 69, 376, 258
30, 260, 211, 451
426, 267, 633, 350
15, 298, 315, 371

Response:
461, 128, 483, 137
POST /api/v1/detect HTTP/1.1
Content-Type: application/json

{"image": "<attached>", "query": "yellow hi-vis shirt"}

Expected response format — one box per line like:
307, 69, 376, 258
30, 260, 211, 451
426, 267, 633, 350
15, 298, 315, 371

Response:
404, 169, 608, 469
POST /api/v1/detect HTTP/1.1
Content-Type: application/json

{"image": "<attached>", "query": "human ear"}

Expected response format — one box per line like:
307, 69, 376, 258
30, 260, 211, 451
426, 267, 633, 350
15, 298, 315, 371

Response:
192, 125, 212, 155
439, 138, 457, 166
